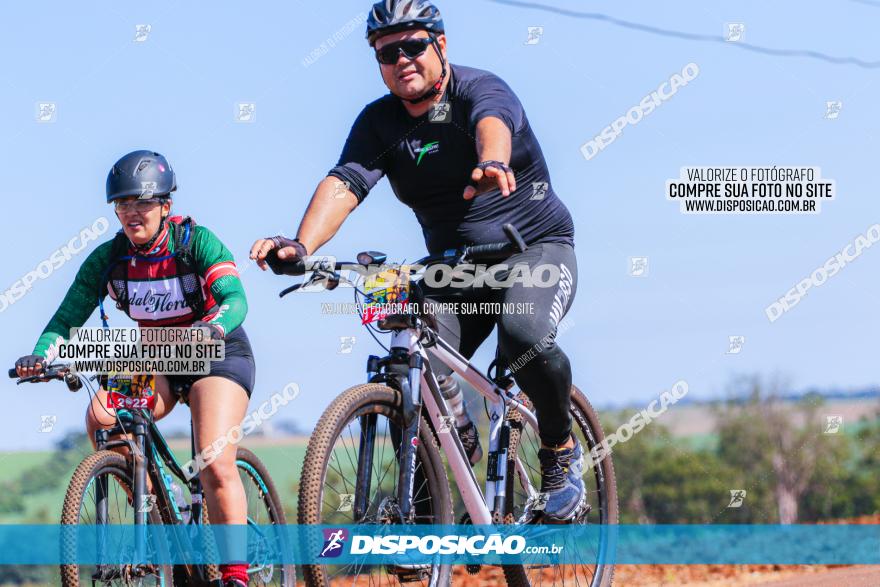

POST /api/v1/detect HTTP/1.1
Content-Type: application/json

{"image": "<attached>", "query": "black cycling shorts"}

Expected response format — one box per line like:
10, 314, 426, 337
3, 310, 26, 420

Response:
166, 326, 256, 402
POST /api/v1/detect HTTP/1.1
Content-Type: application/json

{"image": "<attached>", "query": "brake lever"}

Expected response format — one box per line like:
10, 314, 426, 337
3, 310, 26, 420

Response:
16, 375, 52, 385
279, 269, 345, 297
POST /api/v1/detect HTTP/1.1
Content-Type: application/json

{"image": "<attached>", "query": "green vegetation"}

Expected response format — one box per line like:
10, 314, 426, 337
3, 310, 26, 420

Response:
609, 375, 880, 524
0, 375, 876, 584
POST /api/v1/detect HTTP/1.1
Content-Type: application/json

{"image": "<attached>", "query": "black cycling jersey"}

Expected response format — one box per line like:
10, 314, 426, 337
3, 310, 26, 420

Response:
329, 64, 575, 255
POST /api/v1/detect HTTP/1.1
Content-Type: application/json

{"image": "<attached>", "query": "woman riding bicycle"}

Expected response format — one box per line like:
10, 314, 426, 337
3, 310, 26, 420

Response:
14, 150, 255, 587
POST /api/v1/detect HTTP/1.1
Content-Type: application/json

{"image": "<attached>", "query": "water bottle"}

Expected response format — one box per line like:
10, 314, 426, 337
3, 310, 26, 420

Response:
437, 374, 472, 428
167, 476, 191, 524
438, 374, 482, 464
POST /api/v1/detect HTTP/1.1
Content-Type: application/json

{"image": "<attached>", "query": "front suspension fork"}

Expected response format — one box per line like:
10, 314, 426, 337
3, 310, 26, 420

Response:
396, 353, 424, 523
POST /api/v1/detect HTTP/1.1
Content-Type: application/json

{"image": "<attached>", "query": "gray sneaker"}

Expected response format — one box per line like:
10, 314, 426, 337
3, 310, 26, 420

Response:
536, 438, 586, 522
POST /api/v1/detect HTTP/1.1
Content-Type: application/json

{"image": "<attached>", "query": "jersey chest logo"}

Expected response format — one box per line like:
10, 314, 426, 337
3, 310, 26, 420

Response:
114, 278, 195, 320
405, 139, 440, 166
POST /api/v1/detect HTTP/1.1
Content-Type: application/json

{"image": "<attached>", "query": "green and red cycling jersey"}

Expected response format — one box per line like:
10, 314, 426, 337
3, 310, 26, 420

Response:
32, 218, 247, 360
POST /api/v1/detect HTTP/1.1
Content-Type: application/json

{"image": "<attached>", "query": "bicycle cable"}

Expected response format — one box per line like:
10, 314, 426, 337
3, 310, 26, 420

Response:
353, 273, 391, 353
82, 372, 132, 442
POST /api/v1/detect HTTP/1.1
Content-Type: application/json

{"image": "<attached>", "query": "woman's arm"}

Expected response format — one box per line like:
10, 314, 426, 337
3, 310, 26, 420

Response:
192, 225, 248, 337
32, 241, 115, 359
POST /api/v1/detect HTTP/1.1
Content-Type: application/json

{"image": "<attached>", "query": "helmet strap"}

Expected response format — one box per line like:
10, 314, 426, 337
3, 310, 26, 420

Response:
129, 202, 170, 254
403, 34, 447, 105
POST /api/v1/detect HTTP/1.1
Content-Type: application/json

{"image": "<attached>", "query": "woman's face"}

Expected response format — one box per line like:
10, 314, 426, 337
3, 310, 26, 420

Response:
114, 197, 171, 245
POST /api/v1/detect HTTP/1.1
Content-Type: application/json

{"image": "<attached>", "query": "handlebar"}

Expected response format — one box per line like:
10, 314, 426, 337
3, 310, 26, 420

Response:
415, 223, 528, 266
461, 223, 528, 262
8, 364, 83, 391
279, 223, 529, 297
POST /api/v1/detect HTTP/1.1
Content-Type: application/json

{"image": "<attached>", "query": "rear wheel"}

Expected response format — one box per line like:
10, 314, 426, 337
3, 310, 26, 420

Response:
503, 385, 618, 587
60, 451, 172, 587
298, 383, 453, 586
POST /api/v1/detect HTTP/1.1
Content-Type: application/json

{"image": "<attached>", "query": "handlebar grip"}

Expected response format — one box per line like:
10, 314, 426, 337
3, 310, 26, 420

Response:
466, 242, 509, 258
502, 223, 527, 253
8, 368, 18, 379
265, 251, 307, 276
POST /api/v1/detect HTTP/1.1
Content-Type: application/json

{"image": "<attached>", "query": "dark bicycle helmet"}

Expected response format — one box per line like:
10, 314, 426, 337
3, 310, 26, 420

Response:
366, 0, 445, 46
106, 150, 177, 203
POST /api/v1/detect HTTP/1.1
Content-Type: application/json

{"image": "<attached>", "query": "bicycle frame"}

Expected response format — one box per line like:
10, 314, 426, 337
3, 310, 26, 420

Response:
93, 411, 212, 582
360, 317, 540, 526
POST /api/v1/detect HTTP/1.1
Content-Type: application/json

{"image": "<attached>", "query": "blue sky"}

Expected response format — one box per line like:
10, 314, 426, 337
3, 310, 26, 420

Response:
1, 0, 878, 450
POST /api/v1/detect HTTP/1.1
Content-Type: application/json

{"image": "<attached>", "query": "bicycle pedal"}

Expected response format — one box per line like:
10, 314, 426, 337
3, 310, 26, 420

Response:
385, 564, 430, 582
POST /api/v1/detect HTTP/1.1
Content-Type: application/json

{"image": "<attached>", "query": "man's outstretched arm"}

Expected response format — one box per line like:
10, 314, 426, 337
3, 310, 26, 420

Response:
463, 116, 517, 200
250, 176, 358, 270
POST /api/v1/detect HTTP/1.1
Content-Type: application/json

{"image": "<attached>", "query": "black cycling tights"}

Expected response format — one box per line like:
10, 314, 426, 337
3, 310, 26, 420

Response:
424, 242, 578, 447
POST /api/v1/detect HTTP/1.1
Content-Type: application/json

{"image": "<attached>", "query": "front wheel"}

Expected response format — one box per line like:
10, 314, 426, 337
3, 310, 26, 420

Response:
235, 447, 296, 586
60, 450, 172, 587
503, 385, 618, 587
297, 383, 453, 586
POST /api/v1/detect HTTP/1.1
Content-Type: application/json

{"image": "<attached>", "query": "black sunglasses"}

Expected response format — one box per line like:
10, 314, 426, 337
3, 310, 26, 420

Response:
375, 37, 434, 65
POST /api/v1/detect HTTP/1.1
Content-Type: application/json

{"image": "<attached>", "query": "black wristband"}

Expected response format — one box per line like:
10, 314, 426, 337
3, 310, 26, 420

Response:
476, 160, 512, 174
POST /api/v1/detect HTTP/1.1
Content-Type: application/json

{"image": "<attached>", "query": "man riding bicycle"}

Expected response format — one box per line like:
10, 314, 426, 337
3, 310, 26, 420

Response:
15, 150, 255, 586
251, 0, 583, 522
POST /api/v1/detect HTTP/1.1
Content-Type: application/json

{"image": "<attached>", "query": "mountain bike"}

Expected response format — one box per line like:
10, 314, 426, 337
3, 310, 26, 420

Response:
288, 224, 618, 586
9, 364, 295, 587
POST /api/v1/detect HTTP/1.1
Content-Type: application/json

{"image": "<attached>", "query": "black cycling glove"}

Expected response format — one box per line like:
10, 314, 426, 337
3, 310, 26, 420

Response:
15, 354, 45, 375
265, 236, 308, 276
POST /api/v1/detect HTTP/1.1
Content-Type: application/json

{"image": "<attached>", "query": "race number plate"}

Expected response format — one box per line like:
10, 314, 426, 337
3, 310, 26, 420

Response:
106, 373, 157, 410
361, 267, 410, 325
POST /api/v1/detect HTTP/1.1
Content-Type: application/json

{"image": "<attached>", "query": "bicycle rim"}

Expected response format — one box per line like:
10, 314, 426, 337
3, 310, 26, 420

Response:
60, 451, 171, 587
504, 386, 618, 587
298, 383, 452, 587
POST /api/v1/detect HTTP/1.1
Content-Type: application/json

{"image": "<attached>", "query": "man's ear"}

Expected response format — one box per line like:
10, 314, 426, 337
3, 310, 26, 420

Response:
436, 33, 447, 57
